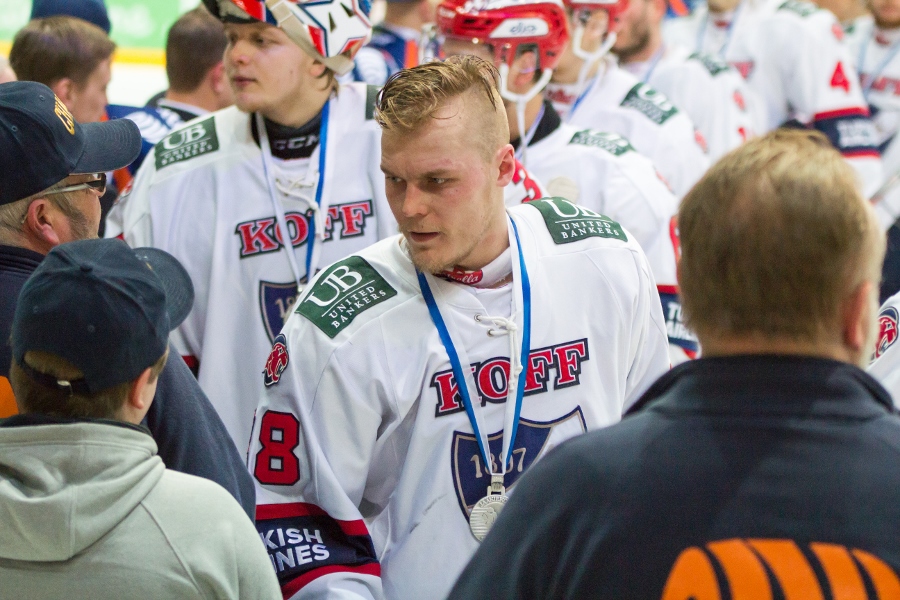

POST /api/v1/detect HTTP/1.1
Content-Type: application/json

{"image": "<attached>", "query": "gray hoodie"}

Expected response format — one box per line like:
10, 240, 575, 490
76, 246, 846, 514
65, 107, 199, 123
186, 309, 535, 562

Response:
0, 417, 280, 599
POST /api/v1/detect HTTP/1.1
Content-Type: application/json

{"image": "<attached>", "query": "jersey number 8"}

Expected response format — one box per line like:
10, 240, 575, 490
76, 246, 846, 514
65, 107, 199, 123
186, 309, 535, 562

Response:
254, 410, 301, 485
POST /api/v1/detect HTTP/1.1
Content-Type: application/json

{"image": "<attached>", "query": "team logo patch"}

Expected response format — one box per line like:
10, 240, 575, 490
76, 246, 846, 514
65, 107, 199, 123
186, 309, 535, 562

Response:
778, 0, 818, 17
263, 334, 290, 387
530, 197, 627, 245
451, 408, 586, 520
569, 130, 635, 156
296, 256, 397, 338
260, 281, 303, 343
689, 52, 730, 77
620, 83, 679, 125
875, 306, 899, 359
731, 61, 755, 80
155, 117, 219, 170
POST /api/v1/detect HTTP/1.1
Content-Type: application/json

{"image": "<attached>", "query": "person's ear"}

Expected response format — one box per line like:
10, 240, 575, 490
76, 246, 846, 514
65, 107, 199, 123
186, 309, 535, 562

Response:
22, 199, 63, 252
50, 78, 76, 111
209, 61, 227, 94
842, 279, 877, 357
496, 143, 516, 188
120, 366, 155, 424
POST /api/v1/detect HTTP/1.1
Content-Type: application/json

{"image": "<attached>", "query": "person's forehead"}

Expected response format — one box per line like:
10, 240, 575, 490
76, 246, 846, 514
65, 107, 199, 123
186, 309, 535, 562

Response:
224, 20, 277, 35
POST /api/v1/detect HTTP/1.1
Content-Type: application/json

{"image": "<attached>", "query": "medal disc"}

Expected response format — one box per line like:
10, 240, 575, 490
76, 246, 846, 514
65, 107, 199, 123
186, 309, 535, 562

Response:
469, 493, 509, 542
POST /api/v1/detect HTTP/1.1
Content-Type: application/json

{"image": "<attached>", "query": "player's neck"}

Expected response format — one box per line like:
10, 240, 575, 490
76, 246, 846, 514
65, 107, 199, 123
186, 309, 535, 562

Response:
506, 93, 546, 141
617, 32, 663, 65
262, 84, 332, 129
874, 19, 900, 34
455, 207, 510, 272
707, 0, 743, 16
385, 3, 426, 32
165, 87, 217, 114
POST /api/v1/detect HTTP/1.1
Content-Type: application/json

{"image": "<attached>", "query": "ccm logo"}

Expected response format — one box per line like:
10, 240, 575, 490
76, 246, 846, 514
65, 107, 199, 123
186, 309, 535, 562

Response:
663, 539, 900, 599
490, 18, 549, 38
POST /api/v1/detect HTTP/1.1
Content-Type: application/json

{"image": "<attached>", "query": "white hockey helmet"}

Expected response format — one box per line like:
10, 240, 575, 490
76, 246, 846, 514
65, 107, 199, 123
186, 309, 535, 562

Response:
204, 0, 372, 75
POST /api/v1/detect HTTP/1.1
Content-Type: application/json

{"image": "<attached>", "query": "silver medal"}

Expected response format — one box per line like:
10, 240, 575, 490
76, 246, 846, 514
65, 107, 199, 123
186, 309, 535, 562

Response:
469, 475, 508, 542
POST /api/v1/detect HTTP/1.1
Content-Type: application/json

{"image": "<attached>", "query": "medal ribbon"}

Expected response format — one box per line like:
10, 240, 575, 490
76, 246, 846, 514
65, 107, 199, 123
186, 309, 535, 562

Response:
859, 23, 900, 100
257, 99, 331, 290
417, 215, 532, 480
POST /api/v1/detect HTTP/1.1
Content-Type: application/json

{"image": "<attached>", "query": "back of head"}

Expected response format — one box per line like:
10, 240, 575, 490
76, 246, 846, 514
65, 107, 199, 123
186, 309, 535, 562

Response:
678, 129, 885, 347
166, 6, 228, 94
9, 16, 115, 88
376, 55, 510, 158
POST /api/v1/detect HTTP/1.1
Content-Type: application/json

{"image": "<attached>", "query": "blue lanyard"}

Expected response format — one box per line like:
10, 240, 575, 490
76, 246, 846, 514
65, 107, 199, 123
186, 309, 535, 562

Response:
859, 25, 900, 100
570, 81, 593, 118
416, 217, 531, 472
515, 104, 546, 159
307, 100, 330, 280
696, 4, 743, 58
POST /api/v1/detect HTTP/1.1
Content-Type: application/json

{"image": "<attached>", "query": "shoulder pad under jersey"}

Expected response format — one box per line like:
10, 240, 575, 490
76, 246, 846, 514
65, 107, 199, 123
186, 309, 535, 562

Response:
568, 130, 636, 156
777, 0, 820, 17
688, 52, 731, 76
296, 255, 398, 338
154, 115, 219, 170
528, 197, 628, 245
619, 83, 679, 125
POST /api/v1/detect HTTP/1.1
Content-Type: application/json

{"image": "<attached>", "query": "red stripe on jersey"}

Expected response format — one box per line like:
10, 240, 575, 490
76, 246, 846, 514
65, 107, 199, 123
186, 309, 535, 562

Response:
813, 107, 871, 121
256, 503, 371, 536
658, 284, 679, 295
281, 563, 381, 598
181, 355, 199, 370
841, 149, 882, 159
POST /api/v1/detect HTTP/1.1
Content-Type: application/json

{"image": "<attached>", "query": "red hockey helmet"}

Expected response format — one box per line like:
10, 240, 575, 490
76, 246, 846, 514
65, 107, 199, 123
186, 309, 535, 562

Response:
436, 0, 569, 72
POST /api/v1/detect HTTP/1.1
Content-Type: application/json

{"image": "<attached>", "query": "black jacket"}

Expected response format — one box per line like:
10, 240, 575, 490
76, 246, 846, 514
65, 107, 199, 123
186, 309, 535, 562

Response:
449, 355, 900, 599
0, 244, 256, 519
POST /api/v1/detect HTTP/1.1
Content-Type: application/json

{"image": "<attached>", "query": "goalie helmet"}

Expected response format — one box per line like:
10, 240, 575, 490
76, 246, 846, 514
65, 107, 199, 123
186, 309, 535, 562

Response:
436, 0, 569, 72
203, 0, 372, 75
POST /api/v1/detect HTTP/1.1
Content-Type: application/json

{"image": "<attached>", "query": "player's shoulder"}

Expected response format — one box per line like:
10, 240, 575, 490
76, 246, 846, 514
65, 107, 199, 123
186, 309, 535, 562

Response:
682, 49, 734, 78
874, 291, 900, 361
565, 125, 638, 159
288, 236, 420, 343
610, 69, 683, 127
512, 197, 642, 256
759, 0, 842, 34
843, 14, 873, 48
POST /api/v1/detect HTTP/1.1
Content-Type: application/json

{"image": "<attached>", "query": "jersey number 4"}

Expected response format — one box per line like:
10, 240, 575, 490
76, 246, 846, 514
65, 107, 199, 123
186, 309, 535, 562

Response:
830, 62, 850, 93
254, 410, 301, 485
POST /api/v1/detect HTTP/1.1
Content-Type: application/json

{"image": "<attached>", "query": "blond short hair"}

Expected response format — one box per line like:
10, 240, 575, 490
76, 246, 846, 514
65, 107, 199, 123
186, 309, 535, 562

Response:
678, 129, 885, 343
375, 55, 509, 159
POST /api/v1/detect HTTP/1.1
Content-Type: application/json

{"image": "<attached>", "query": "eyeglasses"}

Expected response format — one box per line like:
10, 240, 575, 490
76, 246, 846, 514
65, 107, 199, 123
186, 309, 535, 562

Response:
44, 173, 107, 197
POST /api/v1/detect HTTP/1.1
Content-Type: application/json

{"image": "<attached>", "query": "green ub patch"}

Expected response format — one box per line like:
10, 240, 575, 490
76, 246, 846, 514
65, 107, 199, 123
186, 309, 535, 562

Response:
778, 0, 818, 16
297, 256, 397, 338
532, 198, 628, 245
620, 83, 679, 125
689, 52, 731, 76
155, 117, 219, 170
569, 130, 635, 156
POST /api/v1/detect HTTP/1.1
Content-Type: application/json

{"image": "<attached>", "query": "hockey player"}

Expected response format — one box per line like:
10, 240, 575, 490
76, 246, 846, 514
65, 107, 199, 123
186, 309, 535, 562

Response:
437, 0, 695, 360
613, 0, 757, 160
106, 0, 390, 453
869, 289, 900, 400
544, 0, 710, 198
249, 56, 671, 599
663, 0, 884, 198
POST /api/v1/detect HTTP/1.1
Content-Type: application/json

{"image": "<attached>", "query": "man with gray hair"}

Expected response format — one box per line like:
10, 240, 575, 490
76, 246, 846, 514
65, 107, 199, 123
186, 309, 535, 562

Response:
449, 129, 900, 599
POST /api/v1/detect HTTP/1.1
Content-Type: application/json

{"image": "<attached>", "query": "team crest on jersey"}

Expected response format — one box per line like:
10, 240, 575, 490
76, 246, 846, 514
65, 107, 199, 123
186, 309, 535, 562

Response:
432, 339, 590, 417
263, 334, 290, 386
451, 407, 586, 519
875, 307, 899, 359
530, 198, 626, 245
778, 0, 818, 17
569, 130, 635, 156
620, 83, 679, 125
731, 61, 755, 80
297, 256, 397, 338
260, 280, 304, 343
688, 52, 730, 77
235, 200, 374, 258
155, 117, 219, 170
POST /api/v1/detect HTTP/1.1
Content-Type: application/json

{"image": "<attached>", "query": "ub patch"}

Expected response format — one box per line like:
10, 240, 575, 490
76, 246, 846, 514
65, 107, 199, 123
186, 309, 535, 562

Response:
297, 256, 397, 338
620, 83, 679, 125
688, 52, 731, 77
260, 280, 303, 343
875, 306, 899, 359
531, 197, 627, 244
263, 334, 290, 387
155, 117, 219, 170
778, 0, 818, 16
451, 408, 586, 520
569, 130, 635, 156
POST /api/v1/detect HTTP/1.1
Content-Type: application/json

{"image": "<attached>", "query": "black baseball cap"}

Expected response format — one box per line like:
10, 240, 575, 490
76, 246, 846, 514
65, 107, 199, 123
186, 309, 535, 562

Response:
0, 81, 141, 206
11, 238, 194, 395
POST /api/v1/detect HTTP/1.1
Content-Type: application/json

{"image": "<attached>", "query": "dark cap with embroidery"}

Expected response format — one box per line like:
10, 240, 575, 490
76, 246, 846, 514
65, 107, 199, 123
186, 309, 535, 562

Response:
0, 81, 140, 205
11, 238, 194, 395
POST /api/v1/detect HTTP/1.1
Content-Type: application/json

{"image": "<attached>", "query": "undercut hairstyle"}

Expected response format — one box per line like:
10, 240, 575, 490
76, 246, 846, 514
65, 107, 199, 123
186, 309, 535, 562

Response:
10, 351, 168, 420
678, 129, 885, 344
376, 55, 509, 159
166, 6, 228, 93
9, 16, 115, 88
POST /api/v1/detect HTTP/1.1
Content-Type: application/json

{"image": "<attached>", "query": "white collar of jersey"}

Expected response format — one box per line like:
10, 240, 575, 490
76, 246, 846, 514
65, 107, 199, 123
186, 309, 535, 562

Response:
874, 26, 900, 46
398, 237, 513, 288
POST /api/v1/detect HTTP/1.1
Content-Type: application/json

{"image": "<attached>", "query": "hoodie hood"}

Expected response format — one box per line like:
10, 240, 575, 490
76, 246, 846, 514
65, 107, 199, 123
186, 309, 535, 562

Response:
0, 419, 164, 561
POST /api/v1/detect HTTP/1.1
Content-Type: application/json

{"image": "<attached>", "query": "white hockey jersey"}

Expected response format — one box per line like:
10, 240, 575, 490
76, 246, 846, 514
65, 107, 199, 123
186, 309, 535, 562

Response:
522, 103, 696, 359
106, 83, 395, 454
547, 58, 711, 198
867, 289, 900, 405
622, 44, 757, 160
249, 198, 671, 599
664, 0, 884, 198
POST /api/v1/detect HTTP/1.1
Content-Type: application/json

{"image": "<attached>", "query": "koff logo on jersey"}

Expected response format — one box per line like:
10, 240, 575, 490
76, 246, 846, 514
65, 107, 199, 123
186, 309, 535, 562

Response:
263, 333, 290, 386
875, 307, 899, 360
